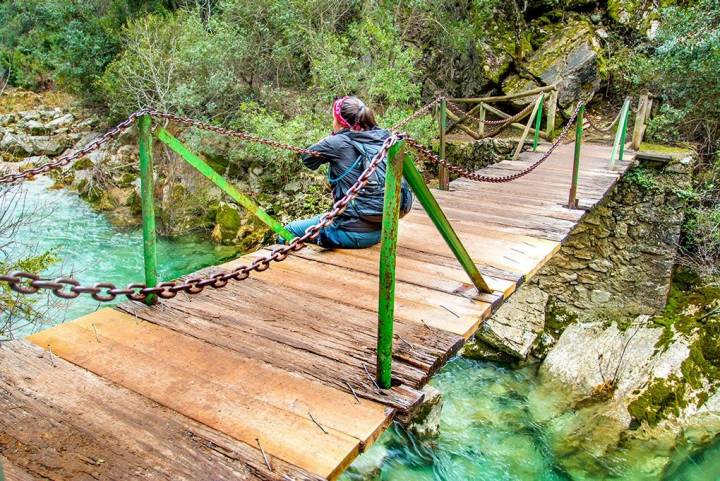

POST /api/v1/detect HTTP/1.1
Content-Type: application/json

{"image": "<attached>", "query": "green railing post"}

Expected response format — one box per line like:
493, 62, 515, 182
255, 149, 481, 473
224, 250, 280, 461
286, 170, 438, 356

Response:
138, 114, 158, 304
532, 94, 544, 151
377, 140, 406, 389
609, 98, 631, 170
618, 103, 632, 162
402, 155, 492, 294
156, 128, 294, 242
568, 103, 585, 209
438, 98, 449, 190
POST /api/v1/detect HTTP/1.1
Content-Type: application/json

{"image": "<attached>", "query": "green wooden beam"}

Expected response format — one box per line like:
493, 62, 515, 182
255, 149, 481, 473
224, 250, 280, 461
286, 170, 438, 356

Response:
532, 94, 544, 151
401, 155, 492, 294
376, 141, 406, 389
156, 127, 294, 242
138, 114, 158, 305
609, 98, 631, 170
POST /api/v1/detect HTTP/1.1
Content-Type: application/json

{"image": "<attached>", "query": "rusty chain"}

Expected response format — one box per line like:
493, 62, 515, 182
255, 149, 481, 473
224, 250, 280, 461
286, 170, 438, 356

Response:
0, 109, 321, 186
146, 109, 321, 157
0, 135, 400, 302
446, 100, 529, 126
404, 100, 584, 183
0, 110, 148, 185
391, 97, 442, 131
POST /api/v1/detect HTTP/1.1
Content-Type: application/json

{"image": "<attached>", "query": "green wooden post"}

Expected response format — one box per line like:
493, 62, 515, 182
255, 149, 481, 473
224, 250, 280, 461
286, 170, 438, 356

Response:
138, 114, 158, 304
156, 128, 294, 242
438, 98, 449, 190
568, 103, 585, 209
402, 155, 492, 294
609, 98, 631, 170
532, 94, 544, 151
377, 141, 406, 389
618, 104, 632, 162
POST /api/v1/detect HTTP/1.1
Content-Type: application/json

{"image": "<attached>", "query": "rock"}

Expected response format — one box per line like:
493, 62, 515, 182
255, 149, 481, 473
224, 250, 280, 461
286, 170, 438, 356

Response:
406, 385, 443, 439
590, 289, 612, 303
462, 338, 517, 363
540, 317, 689, 402
478, 285, 548, 358
505, 20, 601, 111
608, 0, 661, 35
28, 136, 65, 156
445, 138, 515, 171
25, 119, 50, 135
1, 132, 34, 157
212, 202, 242, 245
47, 113, 74, 129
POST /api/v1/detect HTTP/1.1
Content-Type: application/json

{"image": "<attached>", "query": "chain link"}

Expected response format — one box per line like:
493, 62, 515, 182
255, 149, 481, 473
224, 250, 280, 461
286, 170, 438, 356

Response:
391, 97, 442, 131
404, 100, 584, 183
446, 100, 525, 126
1, 135, 400, 302
585, 109, 622, 133
146, 110, 321, 157
0, 109, 150, 185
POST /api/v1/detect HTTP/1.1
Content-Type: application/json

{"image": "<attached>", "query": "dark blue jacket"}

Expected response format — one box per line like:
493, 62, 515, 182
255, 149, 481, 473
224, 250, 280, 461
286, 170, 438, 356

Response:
301, 127, 413, 232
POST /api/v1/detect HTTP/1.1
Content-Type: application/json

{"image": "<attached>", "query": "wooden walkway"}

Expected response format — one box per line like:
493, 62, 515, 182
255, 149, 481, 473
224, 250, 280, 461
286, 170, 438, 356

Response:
1, 142, 633, 481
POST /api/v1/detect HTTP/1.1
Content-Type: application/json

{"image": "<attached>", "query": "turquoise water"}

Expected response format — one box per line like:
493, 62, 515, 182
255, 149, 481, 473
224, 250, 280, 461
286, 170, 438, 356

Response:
6, 177, 240, 333
343, 357, 720, 481
6, 179, 720, 480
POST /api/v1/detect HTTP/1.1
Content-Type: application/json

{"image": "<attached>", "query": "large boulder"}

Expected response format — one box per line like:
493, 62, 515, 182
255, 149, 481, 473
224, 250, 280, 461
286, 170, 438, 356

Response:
504, 19, 602, 113
477, 285, 548, 358
608, 0, 662, 36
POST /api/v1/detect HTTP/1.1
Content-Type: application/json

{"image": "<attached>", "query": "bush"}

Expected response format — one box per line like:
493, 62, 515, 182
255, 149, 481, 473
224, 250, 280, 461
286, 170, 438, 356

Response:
0, 0, 169, 97
614, 0, 720, 157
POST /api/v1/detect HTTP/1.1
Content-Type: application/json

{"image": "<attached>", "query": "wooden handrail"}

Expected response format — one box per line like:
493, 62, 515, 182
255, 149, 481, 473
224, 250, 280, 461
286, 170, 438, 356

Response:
448, 84, 557, 104
511, 94, 545, 161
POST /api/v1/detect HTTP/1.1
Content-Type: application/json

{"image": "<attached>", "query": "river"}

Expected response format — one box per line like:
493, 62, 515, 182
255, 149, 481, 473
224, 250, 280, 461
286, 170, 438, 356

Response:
5, 179, 719, 481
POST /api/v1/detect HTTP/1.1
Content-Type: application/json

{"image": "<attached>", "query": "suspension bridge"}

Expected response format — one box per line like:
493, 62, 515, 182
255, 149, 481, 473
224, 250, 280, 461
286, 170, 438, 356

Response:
0, 88, 644, 480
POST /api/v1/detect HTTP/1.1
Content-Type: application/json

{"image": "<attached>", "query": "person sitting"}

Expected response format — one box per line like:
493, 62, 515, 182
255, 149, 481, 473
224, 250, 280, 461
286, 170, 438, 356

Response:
284, 96, 413, 249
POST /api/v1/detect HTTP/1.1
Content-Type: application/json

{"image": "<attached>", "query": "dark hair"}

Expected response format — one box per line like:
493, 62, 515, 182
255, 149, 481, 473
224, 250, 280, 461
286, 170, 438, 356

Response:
340, 96, 377, 130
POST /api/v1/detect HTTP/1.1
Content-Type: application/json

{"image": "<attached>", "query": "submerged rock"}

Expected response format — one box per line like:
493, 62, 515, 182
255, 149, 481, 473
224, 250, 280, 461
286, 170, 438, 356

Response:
406, 385, 443, 439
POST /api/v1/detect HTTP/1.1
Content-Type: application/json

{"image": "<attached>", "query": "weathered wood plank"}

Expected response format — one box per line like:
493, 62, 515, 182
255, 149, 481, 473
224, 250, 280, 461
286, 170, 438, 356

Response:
1, 340, 321, 481
27, 322, 359, 480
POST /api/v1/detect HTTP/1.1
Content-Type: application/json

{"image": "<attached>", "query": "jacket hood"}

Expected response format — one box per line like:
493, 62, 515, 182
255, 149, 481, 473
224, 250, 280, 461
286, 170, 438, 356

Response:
337, 127, 390, 143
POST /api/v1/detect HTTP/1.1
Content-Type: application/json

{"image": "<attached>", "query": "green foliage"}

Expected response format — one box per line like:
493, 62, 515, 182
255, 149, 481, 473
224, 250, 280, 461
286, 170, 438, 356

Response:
0, 249, 58, 339
613, 0, 720, 155
0, 0, 170, 96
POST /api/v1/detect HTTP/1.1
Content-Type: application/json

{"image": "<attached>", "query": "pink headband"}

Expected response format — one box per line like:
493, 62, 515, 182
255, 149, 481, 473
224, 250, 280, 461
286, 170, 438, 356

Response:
333, 96, 359, 130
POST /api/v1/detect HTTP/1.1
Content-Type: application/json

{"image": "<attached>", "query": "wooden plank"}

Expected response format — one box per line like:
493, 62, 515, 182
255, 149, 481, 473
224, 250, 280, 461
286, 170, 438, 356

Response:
236, 252, 493, 339
71, 310, 391, 446
1, 340, 322, 481
27, 322, 360, 480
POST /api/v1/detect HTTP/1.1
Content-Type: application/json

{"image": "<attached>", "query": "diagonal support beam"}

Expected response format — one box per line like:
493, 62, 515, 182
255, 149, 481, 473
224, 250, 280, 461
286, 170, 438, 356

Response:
401, 155, 492, 294
156, 128, 295, 242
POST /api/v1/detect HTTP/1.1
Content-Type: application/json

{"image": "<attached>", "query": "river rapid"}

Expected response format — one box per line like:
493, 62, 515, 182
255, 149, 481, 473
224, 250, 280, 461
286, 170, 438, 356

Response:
6, 179, 719, 481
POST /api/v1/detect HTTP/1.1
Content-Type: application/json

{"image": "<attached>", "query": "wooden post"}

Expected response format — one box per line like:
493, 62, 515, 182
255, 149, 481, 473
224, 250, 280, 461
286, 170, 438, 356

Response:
631, 94, 649, 150
156, 128, 294, 242
438, 98, 449, 190
511, 94, 543, 161
478, 103, 485, 136
532, 94, 544, 151
546, 89, 558, 139
377, 141, 405, 389
568, 103, 585, 209
401, 155, 492, 294
138, 114, 158, 305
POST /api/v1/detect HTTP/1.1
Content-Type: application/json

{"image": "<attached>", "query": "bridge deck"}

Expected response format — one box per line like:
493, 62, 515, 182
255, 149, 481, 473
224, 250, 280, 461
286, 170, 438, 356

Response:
2, 142, 633, 480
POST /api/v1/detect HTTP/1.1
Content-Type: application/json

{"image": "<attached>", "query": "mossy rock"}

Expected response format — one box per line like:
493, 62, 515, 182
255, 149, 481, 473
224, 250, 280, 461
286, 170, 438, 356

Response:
628, 376, 687, 426
72, 157, 94, 170
212, 201, 242, 245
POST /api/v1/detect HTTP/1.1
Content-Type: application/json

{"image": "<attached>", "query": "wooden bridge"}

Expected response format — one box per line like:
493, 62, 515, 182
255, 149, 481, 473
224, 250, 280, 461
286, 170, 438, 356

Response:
0, 89, 645, 480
